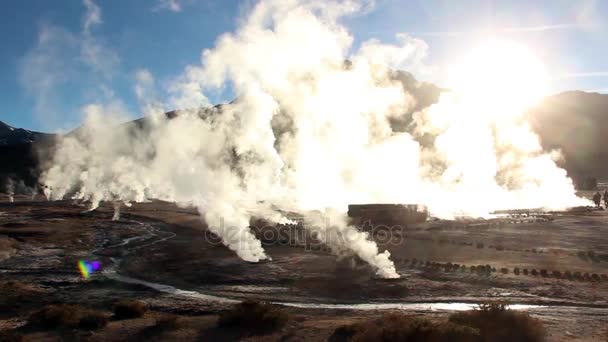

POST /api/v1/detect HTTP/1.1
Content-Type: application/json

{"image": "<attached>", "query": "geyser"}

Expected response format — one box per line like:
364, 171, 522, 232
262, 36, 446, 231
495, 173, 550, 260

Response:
42, 0, 587, 278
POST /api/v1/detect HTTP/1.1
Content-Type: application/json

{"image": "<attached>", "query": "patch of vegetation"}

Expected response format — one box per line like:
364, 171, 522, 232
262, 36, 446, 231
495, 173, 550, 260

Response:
218, 300, 289, 335
113, 300, 147, 320
329, 313, 480, 342
153, 314, 180, 332
28, 304, 107, 331
0, 330, 27, 342
448, 302, 546, 342
28, 304, 81, 329
136, 314, 181, 339
78, 311, 109, 330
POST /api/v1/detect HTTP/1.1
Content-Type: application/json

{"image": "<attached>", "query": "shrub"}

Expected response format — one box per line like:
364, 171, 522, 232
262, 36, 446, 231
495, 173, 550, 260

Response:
154, 314, 180, 331
218, 300, 289, 335
514, 268, 520, 275
0, 330, 26, 342
28, 304, 81, 329
523, 269, 529, 275
329, 313, 480, 342
113, 300, 147, 320
552, 271, 562, 278
476, 242, 484, 249
27, 304, 108, 331
449, 302, 546, 342
78, 311, 109, 330
531, 269, 538, 276
500, 268, 509, 274
540, 269, 548, 277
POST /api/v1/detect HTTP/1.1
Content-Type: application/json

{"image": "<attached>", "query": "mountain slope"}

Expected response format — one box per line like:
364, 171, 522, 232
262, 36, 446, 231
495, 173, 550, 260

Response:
0, 121, 55, 146
1, 88, 606, 193
529, 91, 608, 186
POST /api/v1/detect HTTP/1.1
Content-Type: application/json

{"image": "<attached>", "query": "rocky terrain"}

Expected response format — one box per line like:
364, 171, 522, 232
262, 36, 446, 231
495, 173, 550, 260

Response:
0, 195, 607, 340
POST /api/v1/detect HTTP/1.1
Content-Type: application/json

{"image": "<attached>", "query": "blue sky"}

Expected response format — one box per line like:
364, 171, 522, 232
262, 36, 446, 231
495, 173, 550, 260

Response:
1, 0, 607, 132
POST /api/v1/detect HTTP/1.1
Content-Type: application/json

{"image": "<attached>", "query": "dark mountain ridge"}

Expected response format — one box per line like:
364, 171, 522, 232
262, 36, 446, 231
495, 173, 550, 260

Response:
0, 120, 55, 146
1, 86, 606, 193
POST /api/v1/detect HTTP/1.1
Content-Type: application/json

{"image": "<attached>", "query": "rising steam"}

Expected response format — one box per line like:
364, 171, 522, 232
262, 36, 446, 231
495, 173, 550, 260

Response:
42, 0, 587, 278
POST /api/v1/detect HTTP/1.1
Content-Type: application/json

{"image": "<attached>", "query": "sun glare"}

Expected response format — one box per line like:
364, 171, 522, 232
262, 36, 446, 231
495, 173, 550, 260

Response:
447, 39, 548, 120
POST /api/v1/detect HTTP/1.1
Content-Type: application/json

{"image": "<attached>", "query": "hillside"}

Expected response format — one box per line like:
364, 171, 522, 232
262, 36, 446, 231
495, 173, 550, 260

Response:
0, 86, 606, 193
529, 91, 608, 187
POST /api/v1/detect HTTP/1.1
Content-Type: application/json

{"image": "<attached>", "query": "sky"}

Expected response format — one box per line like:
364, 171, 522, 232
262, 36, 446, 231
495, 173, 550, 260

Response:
1, 0, 607, 132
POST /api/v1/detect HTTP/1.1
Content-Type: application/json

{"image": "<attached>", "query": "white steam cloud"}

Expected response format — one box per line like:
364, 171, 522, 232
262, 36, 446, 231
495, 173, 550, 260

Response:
42, 0, 587, 278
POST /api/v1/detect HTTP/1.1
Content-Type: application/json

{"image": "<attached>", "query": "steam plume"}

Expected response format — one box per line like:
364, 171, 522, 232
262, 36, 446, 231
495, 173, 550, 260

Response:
42, 0, 587, 278
112, 202, 121, 221
7, 179, 14, 203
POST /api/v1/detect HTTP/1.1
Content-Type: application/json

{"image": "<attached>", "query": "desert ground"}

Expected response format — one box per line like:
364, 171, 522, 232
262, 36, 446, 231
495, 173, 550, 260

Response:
0, 194, 607, 341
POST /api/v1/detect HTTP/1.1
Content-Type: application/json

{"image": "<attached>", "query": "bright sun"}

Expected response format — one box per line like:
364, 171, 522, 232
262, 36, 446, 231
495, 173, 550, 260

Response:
447, 39, 548, 120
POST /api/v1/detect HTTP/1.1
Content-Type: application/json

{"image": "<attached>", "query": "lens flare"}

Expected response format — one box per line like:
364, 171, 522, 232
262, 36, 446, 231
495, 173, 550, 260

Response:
78, 260, 101, 279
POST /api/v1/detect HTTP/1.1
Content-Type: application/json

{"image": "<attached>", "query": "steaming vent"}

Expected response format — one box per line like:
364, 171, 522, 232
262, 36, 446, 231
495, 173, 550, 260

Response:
348, 204, 428, 227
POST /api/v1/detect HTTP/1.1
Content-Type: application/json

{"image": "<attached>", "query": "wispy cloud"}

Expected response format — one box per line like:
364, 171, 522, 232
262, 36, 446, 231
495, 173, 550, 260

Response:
82, 0, 102, 34
412, 23, 578, 37
19, 0, 120, 130
499, 23, 578, 33
153, 0, 184, 13
556, 71, 608, 79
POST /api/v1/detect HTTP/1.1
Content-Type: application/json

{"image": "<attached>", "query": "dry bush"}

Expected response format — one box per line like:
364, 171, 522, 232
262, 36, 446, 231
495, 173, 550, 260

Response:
0, 330, 27, 342
329, 313, 480, 342
28, 304, 107, 331
113, 300, 147, 320
136, 314, 181, 339
154, 314, 180, 331
28, 304, 81, 329
448, 302, 546, 342
78, 311, 109, 330
218, 300, 289, 335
